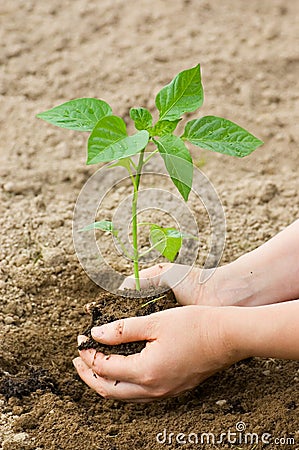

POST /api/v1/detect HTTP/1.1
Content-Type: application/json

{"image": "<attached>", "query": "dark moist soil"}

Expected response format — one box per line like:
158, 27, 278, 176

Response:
1, 279, 299, 450
78, 288, 177, 355
0, 366, 59, 401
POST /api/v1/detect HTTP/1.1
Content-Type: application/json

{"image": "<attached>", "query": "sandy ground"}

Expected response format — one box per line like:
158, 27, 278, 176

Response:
0, 0, 298, 449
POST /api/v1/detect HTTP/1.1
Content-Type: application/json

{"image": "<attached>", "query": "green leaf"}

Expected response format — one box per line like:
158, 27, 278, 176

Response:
154, 135, 193, 201
155, 64, 204, 120
150, 119, 181, 137
130, 107, 153, 130
107, 157, 132, 171
36, 98, 112, 131
79, 220, 117, 235
87, 115, 149, 164
182, 116, 264, 157
150, 225, 183, 262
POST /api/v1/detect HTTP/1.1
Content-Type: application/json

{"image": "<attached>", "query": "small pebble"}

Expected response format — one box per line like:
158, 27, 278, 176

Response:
3, 181, 41, 195
259, 182, 278, 203
42, 248, 66, 266
3, 432, 29, 446
47, 217, 64, 229
216, 399, 227, 407
3, 182, 15, 193
12, 406, 24, 415
4, 316, 15, 325
15, 255, 29, 267
14, 432, 29, 442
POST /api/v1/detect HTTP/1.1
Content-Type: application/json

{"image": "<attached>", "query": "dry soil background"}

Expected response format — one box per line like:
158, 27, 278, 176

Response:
0, 0, 299, 449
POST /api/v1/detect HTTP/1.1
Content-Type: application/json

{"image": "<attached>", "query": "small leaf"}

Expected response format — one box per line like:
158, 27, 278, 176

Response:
130, 107, 153, 130
150, 225, 183, 262
155, 64, 204, 120
87, 115, 149, 164
150, 119, 181, 137
79, 220, 117, 235
154, 135, 193, 201
36, 98, 112, 131
107, 157, 132, 171
182, 116, 264, 157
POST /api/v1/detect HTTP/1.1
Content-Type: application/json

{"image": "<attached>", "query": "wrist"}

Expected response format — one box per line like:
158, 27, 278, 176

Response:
209, 247, 281, 307
211, 220, 299, 307
223, 301, 299, 361
220, 307, 255, 362
205, 258, 259, 307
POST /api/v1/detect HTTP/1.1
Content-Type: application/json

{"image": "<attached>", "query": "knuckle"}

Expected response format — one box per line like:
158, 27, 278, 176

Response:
93, 354, 106, 377
87, 348, 97, 362
146, 315, 159, 335
141, 367, 158, 386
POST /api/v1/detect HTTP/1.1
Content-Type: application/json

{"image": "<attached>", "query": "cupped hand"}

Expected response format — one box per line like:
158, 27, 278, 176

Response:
119, 263, 219, 306
73, 305, 241, 402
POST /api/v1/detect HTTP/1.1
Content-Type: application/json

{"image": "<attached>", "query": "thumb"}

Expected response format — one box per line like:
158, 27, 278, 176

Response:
91, 315, 155, 345
119, 263, 171, 290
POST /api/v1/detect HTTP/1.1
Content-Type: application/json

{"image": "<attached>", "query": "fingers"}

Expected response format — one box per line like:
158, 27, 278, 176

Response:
79, 348, 144, 383
119, 275, 137, 290
91, 315, 157, 345
73, 357, 157, 402
119, 264, 194, 305
77, 313, 159, 386
119, 263, 170, 290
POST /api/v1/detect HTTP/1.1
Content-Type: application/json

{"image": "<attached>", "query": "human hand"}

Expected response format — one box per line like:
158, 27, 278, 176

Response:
119, 220, 299, 308
73, 305, 243, 402
119, 263, 219, 306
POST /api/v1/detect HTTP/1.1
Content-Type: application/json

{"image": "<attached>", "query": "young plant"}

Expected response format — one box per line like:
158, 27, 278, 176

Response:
37, 64, 263, 290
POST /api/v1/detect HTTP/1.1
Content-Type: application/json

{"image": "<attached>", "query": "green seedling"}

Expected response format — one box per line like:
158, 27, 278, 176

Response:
37, 64, 263, 290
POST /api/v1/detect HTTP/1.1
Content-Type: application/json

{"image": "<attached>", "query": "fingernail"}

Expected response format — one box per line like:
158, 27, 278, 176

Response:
77, 335, 88, 346
72, 357, 80, 368
91, 326, 105, 339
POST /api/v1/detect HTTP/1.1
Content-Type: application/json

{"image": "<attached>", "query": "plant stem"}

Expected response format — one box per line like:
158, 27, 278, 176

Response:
142, 148, 159, 166
139, 239, 166, 257
132, 148, 145, 291
129, 158, 138, 171
126, 163, 137, 191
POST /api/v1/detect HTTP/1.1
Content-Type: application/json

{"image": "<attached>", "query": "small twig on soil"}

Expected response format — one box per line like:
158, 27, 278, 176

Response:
141, 295, 166, 308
